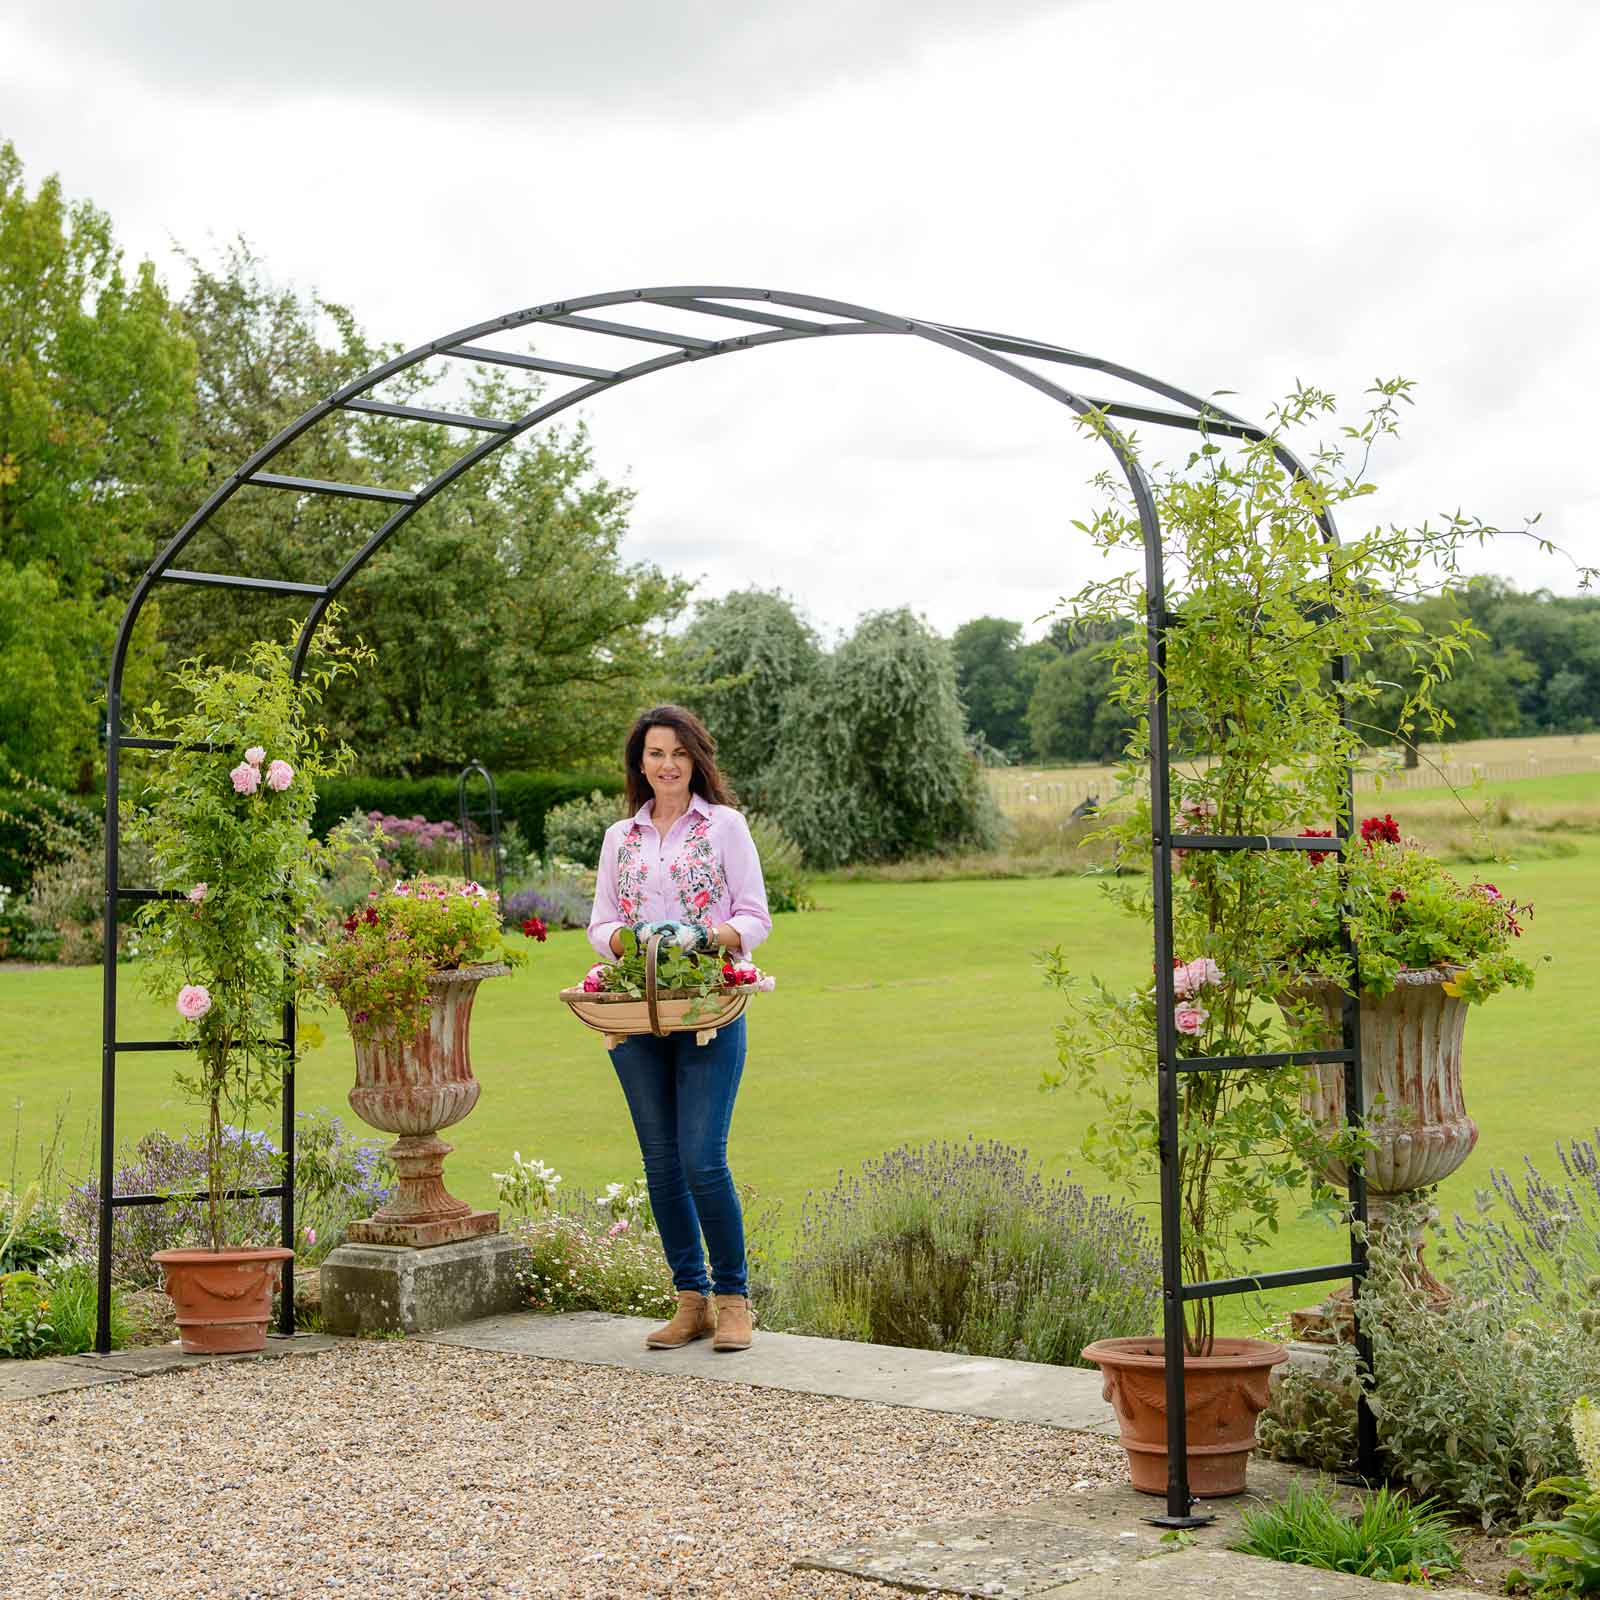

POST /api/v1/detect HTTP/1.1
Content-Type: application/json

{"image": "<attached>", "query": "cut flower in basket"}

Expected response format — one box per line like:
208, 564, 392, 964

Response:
560, 927, 774, 1046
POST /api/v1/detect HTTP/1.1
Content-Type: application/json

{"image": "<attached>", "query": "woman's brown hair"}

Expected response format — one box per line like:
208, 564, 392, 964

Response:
623, 705, 738, 815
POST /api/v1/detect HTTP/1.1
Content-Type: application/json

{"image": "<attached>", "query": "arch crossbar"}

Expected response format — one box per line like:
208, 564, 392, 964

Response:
98, 286, 1377, 1515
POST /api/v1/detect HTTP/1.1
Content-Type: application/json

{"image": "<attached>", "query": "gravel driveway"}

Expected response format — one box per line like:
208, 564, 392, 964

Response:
2, 1341, 1125, 1599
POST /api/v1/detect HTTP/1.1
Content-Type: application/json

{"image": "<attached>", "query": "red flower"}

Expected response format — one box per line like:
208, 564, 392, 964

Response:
1360, 814, 1401, 845
1300, 828, 1335, 866
522, 916, 548, 942
1389, 889, 1407, 904
364, 906, 379, 925
342, 914, 359, 933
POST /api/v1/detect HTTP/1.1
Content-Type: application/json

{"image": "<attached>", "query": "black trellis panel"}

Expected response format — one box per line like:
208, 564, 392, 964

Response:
97, 284, 1377, 1496
457, 760, 506, 917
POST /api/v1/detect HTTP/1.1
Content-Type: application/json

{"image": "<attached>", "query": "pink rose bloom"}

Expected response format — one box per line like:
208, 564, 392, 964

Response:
177, 984, 212, 1021
230, 762, 260, 795
266, 759, 294, 792
581, 975, 604, 994
755, 975, 776, 993
187, 882, 208, 904
1174, 957, 1224, 998
1174, 1005, 1209, 1036
244, 746, 266, 767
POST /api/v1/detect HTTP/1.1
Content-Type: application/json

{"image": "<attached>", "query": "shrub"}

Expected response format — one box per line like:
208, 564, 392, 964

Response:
0, 1258, 129, 1358
513, 1210, 678, 1319
0, 773, 96, 899
1263, 1193, 1600, 1530
9, 811, 153, 965
544, 788, 625, 869
746, 812, 814, 913
504, 868, 592, 931
291, 1111, 394, 1266
767, 609, 1001, 868
1509, 1400, 1600, 1597
1231, 1480, 1460, 1585
0, 1184, 70, 1273
62, 1121, 393, 1284
758, 1139, 1159, 1365
311, 770, 623, 860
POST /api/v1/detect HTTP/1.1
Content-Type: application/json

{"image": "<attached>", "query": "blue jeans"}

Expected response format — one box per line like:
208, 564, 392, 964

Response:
609, 1016, 748, 1298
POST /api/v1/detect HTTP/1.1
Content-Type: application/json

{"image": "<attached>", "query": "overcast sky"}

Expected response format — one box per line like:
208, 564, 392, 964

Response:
4, 1, 1597, 640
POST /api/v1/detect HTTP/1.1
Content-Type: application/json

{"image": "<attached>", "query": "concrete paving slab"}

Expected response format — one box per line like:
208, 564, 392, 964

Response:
0, 1358, 130, 1401
0, 1333, 346, 1404
69, 1331, 344, 1379
420, 1311, 1119, 1430
795, 1516, 1152, 1597
1031, 1547, 1483, 1600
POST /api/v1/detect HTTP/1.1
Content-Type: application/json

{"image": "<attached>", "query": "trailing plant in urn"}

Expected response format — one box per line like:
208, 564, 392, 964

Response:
132, 626, 366, 1256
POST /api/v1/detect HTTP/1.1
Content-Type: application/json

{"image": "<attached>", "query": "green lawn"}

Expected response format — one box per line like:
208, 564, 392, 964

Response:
3, 842, 1593, 1338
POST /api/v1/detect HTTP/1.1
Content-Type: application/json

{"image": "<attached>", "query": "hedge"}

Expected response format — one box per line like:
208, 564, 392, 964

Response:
0, 784, 98, 897
312, 769, 626, 858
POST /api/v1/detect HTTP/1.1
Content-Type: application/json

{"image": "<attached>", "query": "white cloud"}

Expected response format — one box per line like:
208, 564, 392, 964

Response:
2, 0, 1596, 637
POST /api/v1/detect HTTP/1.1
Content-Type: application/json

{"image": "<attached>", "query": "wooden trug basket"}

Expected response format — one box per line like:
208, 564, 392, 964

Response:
560, 931, 749, 1050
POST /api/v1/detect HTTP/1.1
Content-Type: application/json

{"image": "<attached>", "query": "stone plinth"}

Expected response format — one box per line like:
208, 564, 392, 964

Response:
319, 1233, 526, 1337
346, 1206, 499, 1249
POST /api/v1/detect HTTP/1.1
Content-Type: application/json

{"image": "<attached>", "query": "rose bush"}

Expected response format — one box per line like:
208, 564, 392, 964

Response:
131, 624, 366, 1251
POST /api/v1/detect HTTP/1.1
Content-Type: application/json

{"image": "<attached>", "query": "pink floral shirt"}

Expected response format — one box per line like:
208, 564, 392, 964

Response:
588, 794, 772, 962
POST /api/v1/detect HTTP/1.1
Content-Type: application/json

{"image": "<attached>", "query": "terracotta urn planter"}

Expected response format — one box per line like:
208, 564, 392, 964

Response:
1081, 1336, 1287, 1497
1293, 965, 1477, 1194
152, 1246, 295, 1354
344, 962, 508, 1248
1291, 966, 1476, 1298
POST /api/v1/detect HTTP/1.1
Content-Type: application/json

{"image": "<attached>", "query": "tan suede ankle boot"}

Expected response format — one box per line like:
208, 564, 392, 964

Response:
712, 1294, 753, 1352
645, 1290, 716, 1349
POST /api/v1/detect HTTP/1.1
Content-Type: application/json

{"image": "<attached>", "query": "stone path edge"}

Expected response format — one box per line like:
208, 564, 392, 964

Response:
0, 1332, 346, 1403
418, 1309, 1122, 1432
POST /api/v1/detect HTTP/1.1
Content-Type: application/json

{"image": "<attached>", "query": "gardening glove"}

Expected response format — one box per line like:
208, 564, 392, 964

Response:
649, 919, 709, 952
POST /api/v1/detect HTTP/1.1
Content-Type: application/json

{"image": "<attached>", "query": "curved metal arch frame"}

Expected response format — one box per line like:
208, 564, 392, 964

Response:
98, 285, 1376, 1514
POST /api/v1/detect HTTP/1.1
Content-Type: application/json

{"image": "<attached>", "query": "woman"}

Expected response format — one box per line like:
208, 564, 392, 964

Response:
588, 704, 771, 1353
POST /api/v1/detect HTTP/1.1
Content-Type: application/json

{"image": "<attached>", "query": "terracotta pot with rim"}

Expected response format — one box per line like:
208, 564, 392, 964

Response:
152, 1245, 295, 1354
1081, 1335, 1287, 1497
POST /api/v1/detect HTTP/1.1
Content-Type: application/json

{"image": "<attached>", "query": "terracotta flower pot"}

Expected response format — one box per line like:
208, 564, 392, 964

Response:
344, 962, 507, 1248
1081, 1336, 1287, 1497
152, 1246, 295, 1354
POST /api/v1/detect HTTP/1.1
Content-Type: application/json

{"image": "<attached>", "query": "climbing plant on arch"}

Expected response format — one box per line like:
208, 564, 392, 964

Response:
98, 284, 1379, 1516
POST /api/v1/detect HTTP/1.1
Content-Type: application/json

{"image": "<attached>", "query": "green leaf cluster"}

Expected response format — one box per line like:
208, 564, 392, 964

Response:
1231, 1479, 1460, 1585
0, 142, 198, 791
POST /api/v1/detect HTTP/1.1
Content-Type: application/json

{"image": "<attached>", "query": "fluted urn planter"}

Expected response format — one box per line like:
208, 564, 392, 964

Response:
1291, 965, 1477, 1300
343, 962, 508, 1248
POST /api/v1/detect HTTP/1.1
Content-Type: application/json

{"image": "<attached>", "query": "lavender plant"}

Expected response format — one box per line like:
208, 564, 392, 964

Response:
1443, 1133, 1600, 1310
758, 1139, 1159, 1366
1262, 1194, 1600, 1529
63, 1118, 393, 1284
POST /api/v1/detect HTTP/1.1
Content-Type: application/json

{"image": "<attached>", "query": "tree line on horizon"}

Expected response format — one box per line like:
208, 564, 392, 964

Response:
952, 578, 1600, 767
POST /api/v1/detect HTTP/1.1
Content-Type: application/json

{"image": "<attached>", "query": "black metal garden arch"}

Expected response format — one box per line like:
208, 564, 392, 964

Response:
97, 285, 1377, 1518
